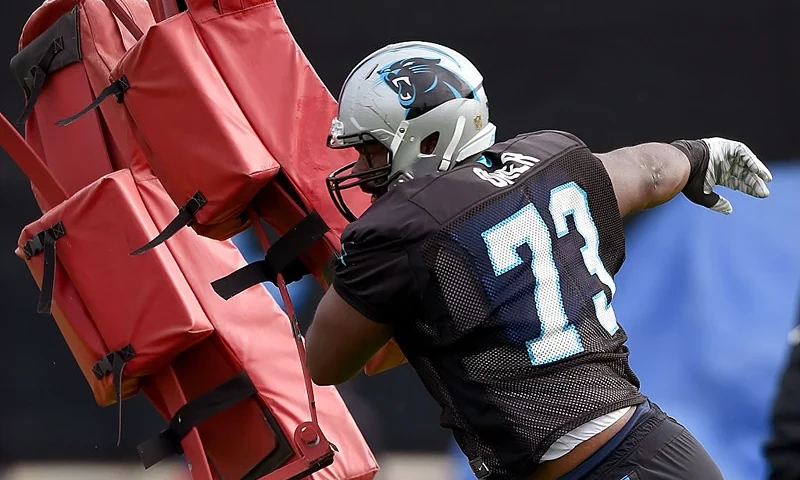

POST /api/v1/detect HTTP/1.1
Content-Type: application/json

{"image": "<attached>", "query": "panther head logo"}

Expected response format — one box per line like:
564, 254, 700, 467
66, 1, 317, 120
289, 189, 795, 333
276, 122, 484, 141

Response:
377, 57, 477, 119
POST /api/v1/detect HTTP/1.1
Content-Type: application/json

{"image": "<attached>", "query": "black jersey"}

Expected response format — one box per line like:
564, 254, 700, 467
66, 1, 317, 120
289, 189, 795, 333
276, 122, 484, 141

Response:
332, 130, 646, 479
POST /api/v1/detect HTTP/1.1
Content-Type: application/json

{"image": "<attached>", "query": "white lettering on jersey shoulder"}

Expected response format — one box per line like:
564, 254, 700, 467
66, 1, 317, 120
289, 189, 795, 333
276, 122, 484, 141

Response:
473, 152, 542, 188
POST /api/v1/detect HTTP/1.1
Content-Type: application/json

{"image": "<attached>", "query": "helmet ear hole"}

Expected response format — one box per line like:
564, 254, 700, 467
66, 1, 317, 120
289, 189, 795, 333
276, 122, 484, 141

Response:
421, 132, 440, 155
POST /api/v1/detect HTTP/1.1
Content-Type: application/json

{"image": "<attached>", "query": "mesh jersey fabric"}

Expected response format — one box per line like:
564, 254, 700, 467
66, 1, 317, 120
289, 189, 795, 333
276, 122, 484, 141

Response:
333, 130, 647, 479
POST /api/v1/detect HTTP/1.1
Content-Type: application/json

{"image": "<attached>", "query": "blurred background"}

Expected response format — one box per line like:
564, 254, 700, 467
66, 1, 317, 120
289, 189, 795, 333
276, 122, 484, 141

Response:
1, 0, 799, 479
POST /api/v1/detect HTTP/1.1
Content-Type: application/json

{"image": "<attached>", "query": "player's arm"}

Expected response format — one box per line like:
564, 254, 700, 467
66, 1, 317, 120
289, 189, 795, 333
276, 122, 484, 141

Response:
306, 218, 419, 386
306, 287, 395, 386
595, 138, 773, 218
595, 143, 689, 217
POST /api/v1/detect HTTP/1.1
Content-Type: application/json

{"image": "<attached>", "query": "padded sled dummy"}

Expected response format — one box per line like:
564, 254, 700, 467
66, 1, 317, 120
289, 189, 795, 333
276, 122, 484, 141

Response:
8, 2, 378, 479
175, 0, 403, 374
63, 0, 369, 273
2, 110, 215, 413
59, 0, 284, 243
9, 0, 172, 407
63, 0, 404, 373
131, 179, 378, 480
17, 169, 217, 392
3, 113, 376, 479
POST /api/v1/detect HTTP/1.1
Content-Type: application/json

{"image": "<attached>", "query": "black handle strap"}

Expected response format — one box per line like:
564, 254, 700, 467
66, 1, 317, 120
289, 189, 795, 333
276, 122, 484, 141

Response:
55, 75, 129, 127
92, 345, 137, 446
37, 228, 58, 314
211, 211, 329, 300
130, 191, 207, 255
22, 222, 66, 314
137, 372, 257, 469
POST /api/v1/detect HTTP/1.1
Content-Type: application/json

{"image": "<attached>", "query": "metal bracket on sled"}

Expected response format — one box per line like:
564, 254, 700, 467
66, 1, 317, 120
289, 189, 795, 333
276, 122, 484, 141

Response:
257, 422, 337, 480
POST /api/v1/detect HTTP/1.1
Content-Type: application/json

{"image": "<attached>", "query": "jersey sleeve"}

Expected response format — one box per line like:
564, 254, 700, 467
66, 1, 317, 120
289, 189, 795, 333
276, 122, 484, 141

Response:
332, 195, 430, 325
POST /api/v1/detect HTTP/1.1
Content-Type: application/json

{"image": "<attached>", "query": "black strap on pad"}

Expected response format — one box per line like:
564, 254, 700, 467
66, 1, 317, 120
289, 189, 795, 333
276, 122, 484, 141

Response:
22, 221, 66, 314
211, 212, 329, 300
55, 75, 129, 127
136, 372, 257, 468
10, 6, 82, 125
130, 191, 207, 256
92, 345, 138, 446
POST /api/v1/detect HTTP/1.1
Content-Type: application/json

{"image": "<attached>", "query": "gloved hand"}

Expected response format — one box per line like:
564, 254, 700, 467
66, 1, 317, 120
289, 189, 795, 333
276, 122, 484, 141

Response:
674, 137, 773, 215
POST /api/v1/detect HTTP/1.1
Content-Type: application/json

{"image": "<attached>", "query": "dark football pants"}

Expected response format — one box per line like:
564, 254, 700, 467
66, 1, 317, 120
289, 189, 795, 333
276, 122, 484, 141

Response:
560, 401, 724, 480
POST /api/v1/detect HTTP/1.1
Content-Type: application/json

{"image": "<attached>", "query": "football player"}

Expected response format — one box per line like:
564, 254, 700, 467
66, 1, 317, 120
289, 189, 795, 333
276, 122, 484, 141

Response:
306, 41, 772, 480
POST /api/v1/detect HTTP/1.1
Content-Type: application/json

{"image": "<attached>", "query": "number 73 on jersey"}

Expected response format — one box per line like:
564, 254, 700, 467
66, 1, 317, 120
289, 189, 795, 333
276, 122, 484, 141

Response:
482, 181, 620, 367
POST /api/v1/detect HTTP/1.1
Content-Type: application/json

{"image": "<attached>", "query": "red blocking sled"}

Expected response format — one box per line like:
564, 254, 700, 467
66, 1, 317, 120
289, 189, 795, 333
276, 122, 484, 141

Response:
64, 0, 369, 268
1, 111, 376, 480
5, 0, 379, 478
76, 0, 403, 374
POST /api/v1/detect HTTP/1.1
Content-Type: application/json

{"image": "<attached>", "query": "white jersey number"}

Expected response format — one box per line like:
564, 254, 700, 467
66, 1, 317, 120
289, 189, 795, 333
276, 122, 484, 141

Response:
482, 182, 619, 366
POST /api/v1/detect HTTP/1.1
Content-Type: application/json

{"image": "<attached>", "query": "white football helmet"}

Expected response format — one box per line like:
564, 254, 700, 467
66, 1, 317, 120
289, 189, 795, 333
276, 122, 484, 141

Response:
326, 41, 497, 221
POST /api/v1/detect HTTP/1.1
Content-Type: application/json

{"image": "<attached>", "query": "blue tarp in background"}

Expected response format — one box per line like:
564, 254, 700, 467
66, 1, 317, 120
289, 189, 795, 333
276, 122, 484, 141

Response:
451, 161, 800, 480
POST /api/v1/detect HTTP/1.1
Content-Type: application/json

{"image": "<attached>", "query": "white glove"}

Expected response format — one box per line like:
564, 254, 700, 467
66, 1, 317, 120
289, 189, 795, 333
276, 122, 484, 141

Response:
685, 137, 773, 215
